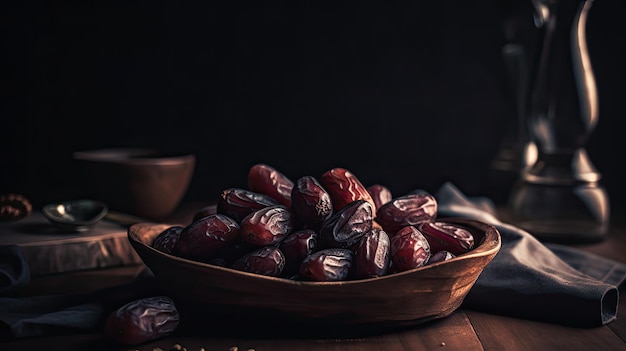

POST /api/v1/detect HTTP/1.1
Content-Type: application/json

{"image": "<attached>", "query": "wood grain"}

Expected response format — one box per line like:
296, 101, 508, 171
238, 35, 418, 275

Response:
468, 309, 625, 351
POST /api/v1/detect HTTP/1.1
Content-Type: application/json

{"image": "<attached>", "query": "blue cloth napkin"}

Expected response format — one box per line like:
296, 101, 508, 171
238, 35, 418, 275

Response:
0, 245, 29, 294
0, 268, 160, 339
435, 182, 626, 327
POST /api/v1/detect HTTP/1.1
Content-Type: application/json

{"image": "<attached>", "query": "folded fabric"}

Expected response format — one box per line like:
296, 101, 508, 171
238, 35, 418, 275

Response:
0, 268, 162, 339
0, 296, 103, 339
0, 245, 30, 294
435, 182, 626, 327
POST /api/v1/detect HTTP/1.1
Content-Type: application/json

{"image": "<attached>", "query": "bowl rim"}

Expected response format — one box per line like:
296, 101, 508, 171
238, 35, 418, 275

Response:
72, 148, 196, 166
128, 217, 501, 286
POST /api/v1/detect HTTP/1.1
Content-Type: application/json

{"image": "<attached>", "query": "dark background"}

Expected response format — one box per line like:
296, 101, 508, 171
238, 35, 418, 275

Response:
1, 1, 625, 213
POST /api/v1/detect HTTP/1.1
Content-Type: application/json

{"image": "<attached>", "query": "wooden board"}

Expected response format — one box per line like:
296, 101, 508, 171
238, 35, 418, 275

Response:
0, 211, 142, 276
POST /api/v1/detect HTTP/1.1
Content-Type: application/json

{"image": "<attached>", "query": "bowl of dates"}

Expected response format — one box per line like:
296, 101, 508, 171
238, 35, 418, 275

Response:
127, 164, 501, 335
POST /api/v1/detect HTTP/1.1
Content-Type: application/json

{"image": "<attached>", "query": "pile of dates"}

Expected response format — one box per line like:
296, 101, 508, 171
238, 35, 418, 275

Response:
152, 164, 476, 281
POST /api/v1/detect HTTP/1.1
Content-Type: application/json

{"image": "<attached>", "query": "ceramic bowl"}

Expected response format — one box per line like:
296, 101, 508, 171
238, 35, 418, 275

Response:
73, 148, 195, 220
128, 217, 501, 336
42, 199, 108, 232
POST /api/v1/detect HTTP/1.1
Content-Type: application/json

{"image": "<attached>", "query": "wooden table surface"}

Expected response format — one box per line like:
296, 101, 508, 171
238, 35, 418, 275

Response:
2, 203, 626, 351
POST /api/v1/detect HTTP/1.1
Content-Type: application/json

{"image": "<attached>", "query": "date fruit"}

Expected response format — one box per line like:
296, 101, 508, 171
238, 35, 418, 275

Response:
217, 187, 279, 223
366, 184, 393, 210
427, 250, 456, 265
173, 214, 240, 262
291, 175, 333, 230
248, 163, 294, 207
418, 221, 474, 256
192, 205, 216, 222
231, 246, 285, 277
376, 193, 437, 236
298, 248, 354, 282
319, 199, 373, 249
354, 228, 391, 279
152, 225, 183, 254
390, 226, 431, 272
240, 205, 293, 247
320, 167, 376, 213
278, 229, 318, 276
104, 296, 180, 345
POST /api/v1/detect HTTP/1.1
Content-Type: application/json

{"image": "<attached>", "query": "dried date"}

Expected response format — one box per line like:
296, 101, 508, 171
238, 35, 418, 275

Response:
248, 163, 294, 207
192, 205, 216, 222
104, 296, 180, 345
320, 167, 376, 213
298, 248, 354, 282
278, 229, 318, 276
319, 199, 373, 249
354, 228, 391, 279
240, 205, 293, 247
389, 226, 431, 272
366, 184, 392, 210
231, 246, 286, 277
376, 193, 437, 236
291, 175, 333, 230
427, 250, 456, 265
152, 225, 183, 254
173, 214, 241, 262
217, 187, 279, 223
418, 221, 474, 255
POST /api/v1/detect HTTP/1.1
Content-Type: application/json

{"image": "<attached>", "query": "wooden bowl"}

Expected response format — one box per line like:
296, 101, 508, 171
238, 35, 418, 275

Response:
73, 148, 195, 220
128, 218, 500, 336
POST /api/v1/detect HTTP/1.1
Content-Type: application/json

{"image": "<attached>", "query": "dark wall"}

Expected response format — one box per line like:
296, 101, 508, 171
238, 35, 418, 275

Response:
2, 1, 625, 212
